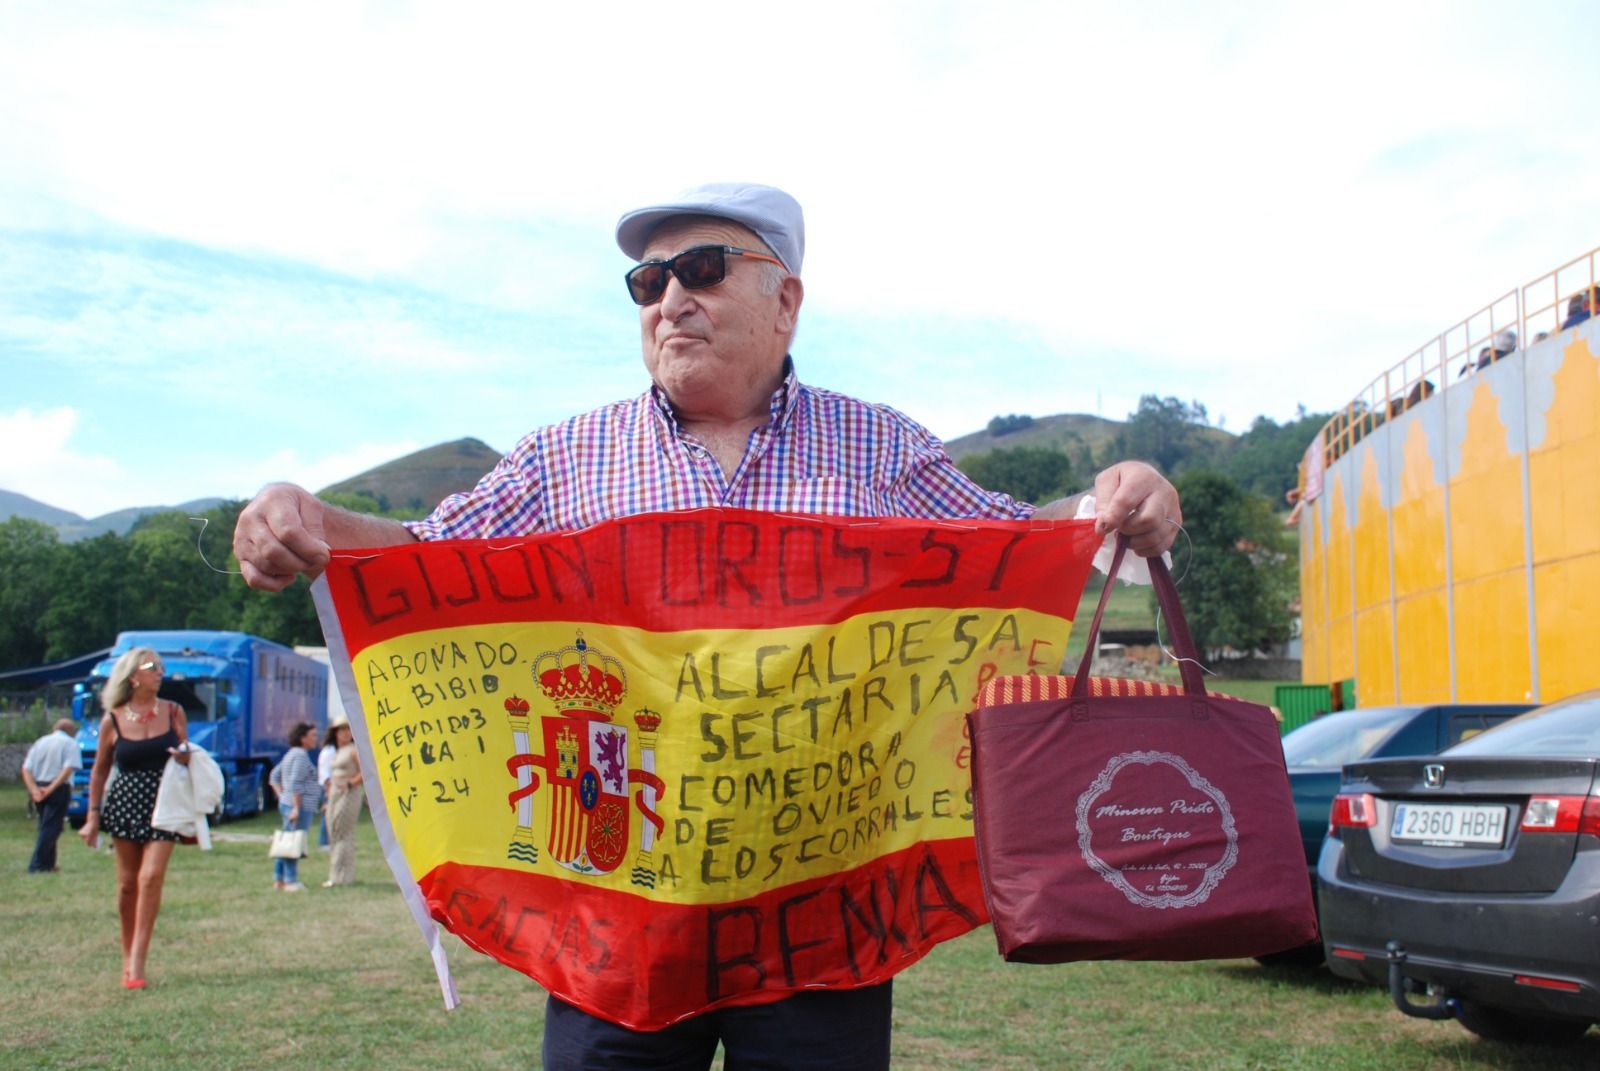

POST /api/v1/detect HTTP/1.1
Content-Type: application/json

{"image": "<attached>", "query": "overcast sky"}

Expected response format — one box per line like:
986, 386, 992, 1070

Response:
3, 0, 1598, 519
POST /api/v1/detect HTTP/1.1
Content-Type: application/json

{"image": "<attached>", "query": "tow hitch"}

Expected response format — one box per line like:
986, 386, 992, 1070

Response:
1385, 941, 1459, 1021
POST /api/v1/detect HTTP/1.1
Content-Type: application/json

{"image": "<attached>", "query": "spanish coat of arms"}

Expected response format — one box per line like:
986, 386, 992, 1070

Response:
503, 635, 666, 885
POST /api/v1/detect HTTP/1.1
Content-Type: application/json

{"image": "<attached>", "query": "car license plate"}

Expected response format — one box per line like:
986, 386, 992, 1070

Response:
1390, 803, 1507, 847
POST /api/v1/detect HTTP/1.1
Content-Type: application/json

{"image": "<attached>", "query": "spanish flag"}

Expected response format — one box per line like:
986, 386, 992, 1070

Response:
314, 508, 1100, 1029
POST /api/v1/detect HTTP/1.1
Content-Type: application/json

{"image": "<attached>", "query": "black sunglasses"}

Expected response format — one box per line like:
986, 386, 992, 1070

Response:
625, 245, 783, 306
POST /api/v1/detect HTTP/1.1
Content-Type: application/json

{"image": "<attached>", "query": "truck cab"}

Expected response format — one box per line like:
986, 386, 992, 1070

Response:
70, 630, 329, 821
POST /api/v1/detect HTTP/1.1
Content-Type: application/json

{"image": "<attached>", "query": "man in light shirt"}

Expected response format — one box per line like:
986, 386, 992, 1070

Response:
21, 718, 81, 873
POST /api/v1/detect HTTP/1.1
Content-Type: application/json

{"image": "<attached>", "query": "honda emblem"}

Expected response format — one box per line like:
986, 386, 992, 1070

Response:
1423, 763, 1445, 789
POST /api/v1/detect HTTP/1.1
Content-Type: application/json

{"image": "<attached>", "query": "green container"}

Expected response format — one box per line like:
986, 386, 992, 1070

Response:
1274, 684, 1333, 735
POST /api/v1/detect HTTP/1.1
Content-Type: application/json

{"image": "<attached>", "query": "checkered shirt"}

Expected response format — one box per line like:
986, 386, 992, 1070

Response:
405, 363, 1033, 539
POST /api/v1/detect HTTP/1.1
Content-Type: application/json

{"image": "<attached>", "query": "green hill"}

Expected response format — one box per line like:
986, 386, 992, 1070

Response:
0, 490, 226, 542
6, 402, 1304, 542
944, 412, 1235, 462
0, 489, 82, 528
317, 411, 1252, 520
943, 413, 1127, 461
318, 437, 502, 514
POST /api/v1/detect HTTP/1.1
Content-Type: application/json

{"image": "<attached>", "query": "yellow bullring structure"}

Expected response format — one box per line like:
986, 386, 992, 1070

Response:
1297, 248, 1599, 706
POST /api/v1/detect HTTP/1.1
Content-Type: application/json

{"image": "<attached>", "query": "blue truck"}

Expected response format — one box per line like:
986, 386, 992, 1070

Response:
68, 630, 330, 821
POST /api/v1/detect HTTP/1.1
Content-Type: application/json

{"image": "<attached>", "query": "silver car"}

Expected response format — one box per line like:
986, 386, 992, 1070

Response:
1318, 691, 1600, 1043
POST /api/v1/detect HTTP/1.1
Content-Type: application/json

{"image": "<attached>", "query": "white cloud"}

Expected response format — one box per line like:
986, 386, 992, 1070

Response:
228, 441, 428, 502
0, 407, 129, 518
0, 408, 421, 518
3, 0, 1599, 511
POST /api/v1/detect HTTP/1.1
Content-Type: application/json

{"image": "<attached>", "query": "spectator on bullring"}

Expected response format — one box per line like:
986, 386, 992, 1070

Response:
1563, 287, 1596, 330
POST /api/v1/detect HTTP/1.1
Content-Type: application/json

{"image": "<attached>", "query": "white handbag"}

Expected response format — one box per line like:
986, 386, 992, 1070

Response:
269, 828, 307, 859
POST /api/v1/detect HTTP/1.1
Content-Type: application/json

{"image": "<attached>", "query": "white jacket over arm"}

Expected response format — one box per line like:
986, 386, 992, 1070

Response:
152, 745, 226, 849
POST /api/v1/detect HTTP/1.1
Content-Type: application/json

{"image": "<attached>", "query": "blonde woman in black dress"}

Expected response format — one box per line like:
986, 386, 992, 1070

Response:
78, 647, 189, 990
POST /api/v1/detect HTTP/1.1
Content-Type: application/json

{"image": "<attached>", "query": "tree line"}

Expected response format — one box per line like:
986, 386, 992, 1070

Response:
956, 396, 1328, 657
0, 493, 402, 671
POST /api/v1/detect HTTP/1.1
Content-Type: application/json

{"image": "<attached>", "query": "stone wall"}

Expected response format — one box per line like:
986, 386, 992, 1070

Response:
1208, 657, 1302, 681
1090, 653, 1170, 682
0, 743, 30, 782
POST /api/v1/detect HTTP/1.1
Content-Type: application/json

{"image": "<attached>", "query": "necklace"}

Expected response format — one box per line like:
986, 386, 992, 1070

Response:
125, 702, 157, 724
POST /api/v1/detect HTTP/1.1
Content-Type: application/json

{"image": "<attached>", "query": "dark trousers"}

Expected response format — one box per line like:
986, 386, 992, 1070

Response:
29, 784, 70, 872
542, 981, 893, 1071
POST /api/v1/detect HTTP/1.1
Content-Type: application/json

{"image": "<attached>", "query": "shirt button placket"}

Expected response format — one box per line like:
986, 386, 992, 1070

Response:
687, 443, 723, 498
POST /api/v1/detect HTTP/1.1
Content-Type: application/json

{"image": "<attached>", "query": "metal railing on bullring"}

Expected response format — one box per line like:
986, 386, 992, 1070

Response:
1308, 245, 1598, 472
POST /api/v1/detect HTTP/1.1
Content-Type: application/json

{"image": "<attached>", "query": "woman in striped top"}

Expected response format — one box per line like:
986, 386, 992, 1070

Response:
269, 722, 322, 892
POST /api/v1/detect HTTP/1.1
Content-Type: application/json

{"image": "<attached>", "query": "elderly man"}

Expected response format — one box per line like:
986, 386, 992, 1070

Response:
22, 718, 81, 874
234, 182, 1180, 1069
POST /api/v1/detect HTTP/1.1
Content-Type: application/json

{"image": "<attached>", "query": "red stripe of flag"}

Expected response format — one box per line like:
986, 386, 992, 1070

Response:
326, 510, 1098, 657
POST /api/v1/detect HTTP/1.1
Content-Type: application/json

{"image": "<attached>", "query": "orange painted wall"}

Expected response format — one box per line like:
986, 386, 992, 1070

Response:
1299, 322, 1599, 704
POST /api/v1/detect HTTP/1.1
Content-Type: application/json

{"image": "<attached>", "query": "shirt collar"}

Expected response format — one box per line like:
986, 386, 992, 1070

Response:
767, 356, 800, 429
648, 355, 802, 436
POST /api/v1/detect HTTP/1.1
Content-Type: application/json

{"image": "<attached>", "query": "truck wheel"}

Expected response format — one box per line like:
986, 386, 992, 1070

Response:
1454, 1000, 1593, 1044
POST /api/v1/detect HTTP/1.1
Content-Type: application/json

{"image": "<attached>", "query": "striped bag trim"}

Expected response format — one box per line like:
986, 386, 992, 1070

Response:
977, 675, 1236, 707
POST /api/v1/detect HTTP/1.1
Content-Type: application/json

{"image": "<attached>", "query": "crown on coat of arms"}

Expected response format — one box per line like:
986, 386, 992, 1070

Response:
534, 634, 627, 717
633, 709, 661, 735
503, 695, 530, 718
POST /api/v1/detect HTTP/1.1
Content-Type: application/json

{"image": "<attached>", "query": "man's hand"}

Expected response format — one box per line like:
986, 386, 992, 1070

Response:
233, 483, 333, 592
28, 785, 44, 804
1092, 461, 1181, 557
233, 483, 418, 592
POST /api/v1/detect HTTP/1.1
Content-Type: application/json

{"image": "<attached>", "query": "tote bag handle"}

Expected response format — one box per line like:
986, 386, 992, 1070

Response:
1071, 535, 1206, 698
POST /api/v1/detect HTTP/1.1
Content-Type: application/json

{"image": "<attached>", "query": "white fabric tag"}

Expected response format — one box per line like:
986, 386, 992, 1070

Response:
1074, 495, 1170, 585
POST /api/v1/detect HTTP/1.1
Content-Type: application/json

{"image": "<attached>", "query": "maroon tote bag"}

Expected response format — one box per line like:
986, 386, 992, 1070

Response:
967, 538, 1318, 963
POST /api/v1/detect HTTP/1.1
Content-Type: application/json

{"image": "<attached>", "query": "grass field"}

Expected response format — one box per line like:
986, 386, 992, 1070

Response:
3, 781, 1593, 1070
1063, 575, 1153, 664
